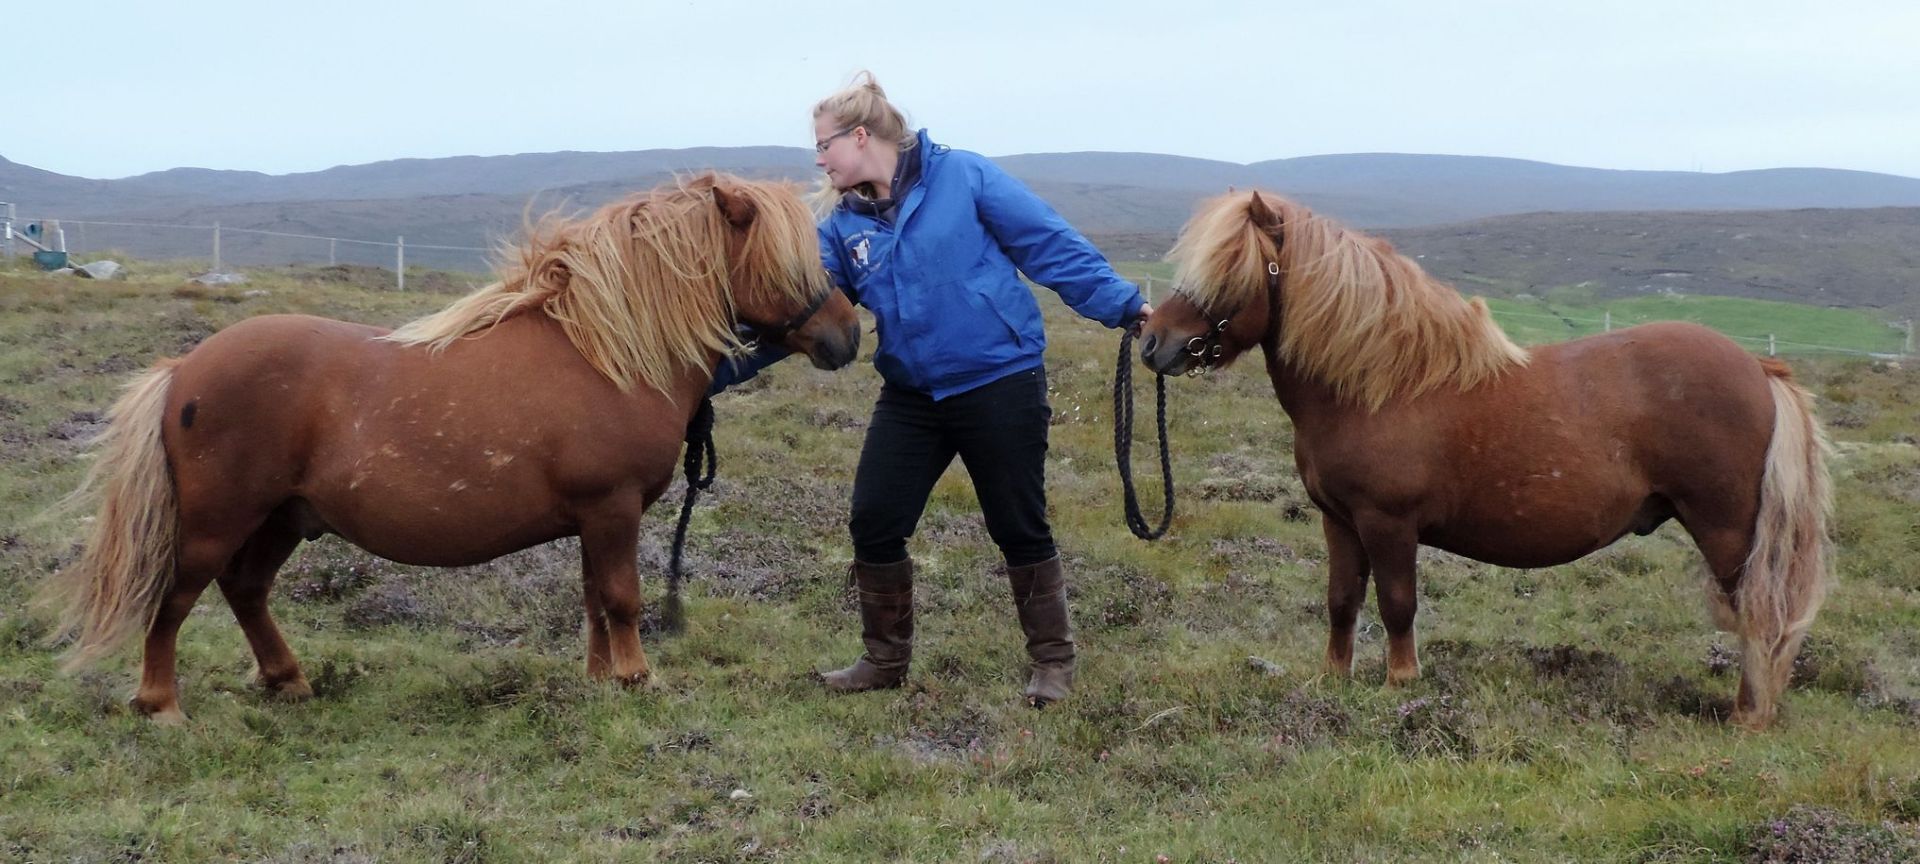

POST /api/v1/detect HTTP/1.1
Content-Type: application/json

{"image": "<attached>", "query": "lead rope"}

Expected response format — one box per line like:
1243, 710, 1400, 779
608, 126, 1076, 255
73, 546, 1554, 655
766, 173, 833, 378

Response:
1113, 328, 1174, 540
664, 396, 717, 633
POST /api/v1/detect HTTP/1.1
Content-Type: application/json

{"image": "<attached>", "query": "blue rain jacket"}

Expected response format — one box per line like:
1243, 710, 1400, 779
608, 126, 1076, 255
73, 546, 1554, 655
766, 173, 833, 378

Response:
714, 129, 1144, 399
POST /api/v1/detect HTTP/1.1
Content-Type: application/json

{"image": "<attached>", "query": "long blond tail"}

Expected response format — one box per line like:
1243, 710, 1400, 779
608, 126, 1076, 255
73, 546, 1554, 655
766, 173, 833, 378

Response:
39, 359, 182, 671
1734, 363, 1833, 724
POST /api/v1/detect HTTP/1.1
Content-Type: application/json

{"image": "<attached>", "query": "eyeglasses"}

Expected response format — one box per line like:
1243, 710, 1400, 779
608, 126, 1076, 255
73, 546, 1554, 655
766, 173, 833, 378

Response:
814, 127, 857, 154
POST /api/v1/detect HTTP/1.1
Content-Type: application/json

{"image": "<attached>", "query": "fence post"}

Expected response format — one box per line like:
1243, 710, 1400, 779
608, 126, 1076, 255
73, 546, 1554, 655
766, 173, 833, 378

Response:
2, 202, 12, 261
1603, 310, 1611, 333
1144, 276, 1153, 304
1906, 319, 1915, 357
213, 222, 222, 273
396, 236, 405, 291
329, 238, 337, 266
1768, 334, 1776, 357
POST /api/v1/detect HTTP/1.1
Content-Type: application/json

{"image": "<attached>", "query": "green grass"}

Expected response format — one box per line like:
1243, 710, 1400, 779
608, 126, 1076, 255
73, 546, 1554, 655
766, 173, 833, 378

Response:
2, 256, 1918, 861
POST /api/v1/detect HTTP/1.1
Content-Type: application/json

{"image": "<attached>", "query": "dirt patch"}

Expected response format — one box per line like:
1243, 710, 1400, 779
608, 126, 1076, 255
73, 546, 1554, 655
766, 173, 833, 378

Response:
1648, 675, 1733, 723
343, 582, 427, 630
45, 410, 106, 444
1262, 688, 1351, 750
160, 310, 217, 354
807, 406, 866, 431
894, 701, 995, 765
1385, 695, 1475, 759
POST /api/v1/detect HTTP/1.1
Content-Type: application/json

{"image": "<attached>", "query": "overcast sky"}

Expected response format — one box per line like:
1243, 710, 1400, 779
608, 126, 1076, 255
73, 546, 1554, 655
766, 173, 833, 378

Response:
10, 1, 1919, 180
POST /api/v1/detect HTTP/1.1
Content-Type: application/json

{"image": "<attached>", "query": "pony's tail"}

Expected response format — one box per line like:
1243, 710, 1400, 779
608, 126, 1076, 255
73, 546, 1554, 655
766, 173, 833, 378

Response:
1726, 360, 1833, 728
39, 359, 182, 672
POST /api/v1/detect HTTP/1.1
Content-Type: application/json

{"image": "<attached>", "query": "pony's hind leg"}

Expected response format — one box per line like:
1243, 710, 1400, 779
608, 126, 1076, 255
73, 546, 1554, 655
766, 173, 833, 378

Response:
216, 511, 310, 700
131, 533, 237, 724
1320, 514, 1372, 677
1690, 522, 1782, 730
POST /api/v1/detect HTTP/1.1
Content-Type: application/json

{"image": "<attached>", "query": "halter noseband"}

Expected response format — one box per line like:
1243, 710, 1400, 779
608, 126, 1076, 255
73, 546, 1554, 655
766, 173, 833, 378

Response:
739, 285, 832, 347
1182, 261, 1282, 376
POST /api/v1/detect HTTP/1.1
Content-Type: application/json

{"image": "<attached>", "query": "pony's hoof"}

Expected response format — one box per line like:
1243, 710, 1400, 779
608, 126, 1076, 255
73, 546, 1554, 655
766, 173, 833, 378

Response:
617, 670, 657, 689
1385, 666, 1422, 687
1730, 708, 1776, 732
259, 676, 314, 701
131, 696, 187, 726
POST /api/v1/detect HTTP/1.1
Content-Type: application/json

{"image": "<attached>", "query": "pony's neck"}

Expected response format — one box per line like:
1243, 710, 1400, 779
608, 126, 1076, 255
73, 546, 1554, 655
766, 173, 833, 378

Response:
1262, 341, 1345, 425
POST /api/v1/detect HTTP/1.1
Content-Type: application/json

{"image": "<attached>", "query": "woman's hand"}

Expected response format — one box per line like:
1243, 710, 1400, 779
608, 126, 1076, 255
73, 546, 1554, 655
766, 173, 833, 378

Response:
1130, 302, 1154, 334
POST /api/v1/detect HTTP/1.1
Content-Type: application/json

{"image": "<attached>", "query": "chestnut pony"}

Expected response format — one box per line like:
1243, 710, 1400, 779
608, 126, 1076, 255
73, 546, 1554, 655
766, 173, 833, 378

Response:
45, 173, 860, 724
1139, 191, 1831, 729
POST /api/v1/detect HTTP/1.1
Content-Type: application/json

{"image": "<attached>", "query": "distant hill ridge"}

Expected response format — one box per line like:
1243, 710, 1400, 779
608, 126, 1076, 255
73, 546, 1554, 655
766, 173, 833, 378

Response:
2, 150, 1916, 318
6, 148, 1920, 232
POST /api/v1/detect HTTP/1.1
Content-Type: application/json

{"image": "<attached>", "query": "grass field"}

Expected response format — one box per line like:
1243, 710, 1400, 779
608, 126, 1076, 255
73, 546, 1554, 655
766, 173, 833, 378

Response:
2, 257, 1918, 862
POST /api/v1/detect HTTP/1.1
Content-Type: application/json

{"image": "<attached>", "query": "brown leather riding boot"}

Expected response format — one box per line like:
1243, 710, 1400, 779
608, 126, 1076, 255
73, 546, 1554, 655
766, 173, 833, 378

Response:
821, 558, 914, 692
1008, 555, 1075, 707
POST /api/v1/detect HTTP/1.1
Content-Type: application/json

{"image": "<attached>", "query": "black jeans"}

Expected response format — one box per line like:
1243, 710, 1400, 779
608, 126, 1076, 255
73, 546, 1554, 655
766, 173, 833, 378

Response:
850, 366, 1056, 567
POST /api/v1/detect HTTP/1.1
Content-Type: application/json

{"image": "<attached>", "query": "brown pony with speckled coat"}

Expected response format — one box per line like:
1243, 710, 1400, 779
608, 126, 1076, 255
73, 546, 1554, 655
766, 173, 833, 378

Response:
43, 173, 860, 724
1139, 190, 1831, 730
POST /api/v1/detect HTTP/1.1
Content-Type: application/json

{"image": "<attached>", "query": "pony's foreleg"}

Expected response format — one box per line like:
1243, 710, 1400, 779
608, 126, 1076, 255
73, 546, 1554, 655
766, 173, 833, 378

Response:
1320, 514, 1372, 678
215, 515, 310, 700
579, 514, 652, 686
1356, 516, 1421, 686
581, 583, 612, 679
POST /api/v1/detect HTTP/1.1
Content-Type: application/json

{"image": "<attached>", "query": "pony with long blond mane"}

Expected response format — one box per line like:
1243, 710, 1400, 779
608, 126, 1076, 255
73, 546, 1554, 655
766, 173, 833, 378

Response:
42, 172, 860, 724
1167, 191, 1528, 411
1142, 189, 1830, 730
390, 173, 829, 396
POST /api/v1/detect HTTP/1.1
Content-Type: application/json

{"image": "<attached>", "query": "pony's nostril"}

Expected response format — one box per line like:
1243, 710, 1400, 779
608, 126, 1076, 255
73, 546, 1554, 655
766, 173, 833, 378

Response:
1140, 334, 1159, 356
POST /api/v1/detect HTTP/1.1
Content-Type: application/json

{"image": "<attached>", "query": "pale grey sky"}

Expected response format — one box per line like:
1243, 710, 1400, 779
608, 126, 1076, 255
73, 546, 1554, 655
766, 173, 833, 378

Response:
10, 0, 1919, 179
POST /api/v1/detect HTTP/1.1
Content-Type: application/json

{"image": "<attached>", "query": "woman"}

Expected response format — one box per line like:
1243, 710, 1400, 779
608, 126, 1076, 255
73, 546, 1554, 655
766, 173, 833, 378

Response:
720, 72, 1149, 707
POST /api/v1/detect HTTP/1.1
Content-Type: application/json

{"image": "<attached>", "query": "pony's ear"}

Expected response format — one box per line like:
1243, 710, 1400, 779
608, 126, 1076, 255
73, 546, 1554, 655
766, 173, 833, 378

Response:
1247, 191, 1282, 232
712, 184, 758, 229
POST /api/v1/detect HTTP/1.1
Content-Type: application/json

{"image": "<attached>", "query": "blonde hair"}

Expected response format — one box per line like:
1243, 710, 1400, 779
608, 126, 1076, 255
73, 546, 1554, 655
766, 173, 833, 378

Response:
1168, 190, 1529, 411
810, 70, 917, 215
387, 173, 827, 398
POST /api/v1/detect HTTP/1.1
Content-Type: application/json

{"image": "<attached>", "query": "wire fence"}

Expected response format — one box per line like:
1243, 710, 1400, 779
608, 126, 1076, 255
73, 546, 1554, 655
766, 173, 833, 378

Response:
6, 209, 1914, 359
1, 207, 494, 288
1484, 306, 1913, 359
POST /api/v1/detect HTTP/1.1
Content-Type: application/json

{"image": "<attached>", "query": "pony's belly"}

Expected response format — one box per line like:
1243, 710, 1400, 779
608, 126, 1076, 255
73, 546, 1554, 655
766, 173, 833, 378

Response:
1422, 505, 1633, 569
304, 468, 574, 567
327, 507, 572, 568
1424, 531, 1602, 570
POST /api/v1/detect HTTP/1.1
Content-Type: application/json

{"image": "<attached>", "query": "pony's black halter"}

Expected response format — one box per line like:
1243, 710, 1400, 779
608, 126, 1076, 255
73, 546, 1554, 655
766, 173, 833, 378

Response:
739, 285, 832, 347
1181, 261, 1281, 375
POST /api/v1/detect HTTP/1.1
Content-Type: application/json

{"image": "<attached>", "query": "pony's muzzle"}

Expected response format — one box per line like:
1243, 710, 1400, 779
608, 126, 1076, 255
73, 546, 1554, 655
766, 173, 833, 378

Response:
808, 321, 860, 370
